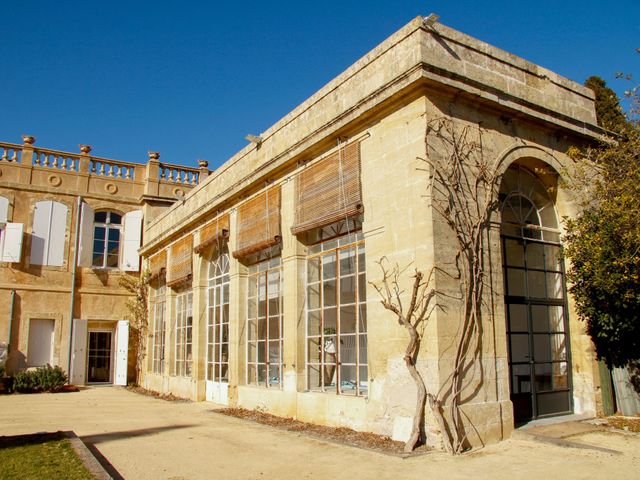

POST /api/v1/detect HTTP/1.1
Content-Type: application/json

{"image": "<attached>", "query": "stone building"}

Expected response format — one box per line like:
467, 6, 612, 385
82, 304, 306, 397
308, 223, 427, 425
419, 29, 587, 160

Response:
138, 16, 605, 448
0, 137, 207, 384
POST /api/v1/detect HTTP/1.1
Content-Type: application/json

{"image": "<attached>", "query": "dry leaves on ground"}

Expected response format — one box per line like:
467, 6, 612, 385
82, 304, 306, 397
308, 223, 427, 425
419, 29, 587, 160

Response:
216, 407, 429, 455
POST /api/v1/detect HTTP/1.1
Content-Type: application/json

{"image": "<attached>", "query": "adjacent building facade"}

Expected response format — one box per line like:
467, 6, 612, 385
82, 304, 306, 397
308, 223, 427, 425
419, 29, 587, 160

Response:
138, 17, 605, 448
0, 138, 206, 385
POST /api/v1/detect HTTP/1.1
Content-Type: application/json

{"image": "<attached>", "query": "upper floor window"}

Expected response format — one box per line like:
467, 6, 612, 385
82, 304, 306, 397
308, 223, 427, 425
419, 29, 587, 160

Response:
175, 289, 193, 377
30, 200, 68, 266
0, 195, 23, 264
92, 211, 122, 268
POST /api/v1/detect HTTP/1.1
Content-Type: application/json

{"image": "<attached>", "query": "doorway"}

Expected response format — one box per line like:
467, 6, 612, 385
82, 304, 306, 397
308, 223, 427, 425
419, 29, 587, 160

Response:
500, 165, 573, 424
87, 330, 113, 383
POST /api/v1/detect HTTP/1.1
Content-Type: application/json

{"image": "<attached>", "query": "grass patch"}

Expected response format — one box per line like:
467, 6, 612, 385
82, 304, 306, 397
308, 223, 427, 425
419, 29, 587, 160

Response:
0, 432, 93, 480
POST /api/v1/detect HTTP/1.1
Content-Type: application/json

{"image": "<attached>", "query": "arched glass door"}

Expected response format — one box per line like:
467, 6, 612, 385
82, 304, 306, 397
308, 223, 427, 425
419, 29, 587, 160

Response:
206, 245, 230, 404
501, 166, 572, 424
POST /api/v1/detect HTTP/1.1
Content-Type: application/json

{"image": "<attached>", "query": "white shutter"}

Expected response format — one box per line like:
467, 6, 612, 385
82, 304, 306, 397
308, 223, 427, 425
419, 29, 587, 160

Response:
0, 196, 8, 225
70, 319, 88, 385
48, 202, 68, 266
30, 201, 50, 265
32, 201, 68, 267
120, 210, 143, 272
77, 202, 94, 267
1, 223, 23, 263
115, 320, 129, 385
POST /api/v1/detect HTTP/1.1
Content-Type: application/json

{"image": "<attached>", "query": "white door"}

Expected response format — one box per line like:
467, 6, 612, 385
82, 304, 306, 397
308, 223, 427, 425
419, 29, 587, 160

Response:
115, 320, 129, 386
70, 319, 88, 385
27, 319, 55, 367
206, 248, 230, 404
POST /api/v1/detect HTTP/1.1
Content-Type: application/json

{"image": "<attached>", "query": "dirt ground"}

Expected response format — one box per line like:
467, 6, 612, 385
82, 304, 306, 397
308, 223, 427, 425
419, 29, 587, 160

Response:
0, 387, 638, 480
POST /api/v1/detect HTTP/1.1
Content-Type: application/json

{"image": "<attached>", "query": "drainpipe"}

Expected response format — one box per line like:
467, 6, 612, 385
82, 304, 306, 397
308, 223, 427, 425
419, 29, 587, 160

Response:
67, 196, 83, 379
7, 289, 15, 355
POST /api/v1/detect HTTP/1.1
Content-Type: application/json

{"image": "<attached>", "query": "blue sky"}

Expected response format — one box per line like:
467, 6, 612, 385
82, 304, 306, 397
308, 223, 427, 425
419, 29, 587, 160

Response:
2, 1, 638, 169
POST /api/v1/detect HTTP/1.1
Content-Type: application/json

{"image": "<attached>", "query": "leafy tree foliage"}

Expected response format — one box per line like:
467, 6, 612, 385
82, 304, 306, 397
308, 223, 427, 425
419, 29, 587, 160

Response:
564, 71, 639, 367
585, 76, 627, 134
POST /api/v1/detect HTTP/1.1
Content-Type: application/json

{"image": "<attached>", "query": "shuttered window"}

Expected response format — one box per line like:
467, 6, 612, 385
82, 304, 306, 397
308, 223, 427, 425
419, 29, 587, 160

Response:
0, 196, 9, 225
194, 214, 229, 254
168, 234, 193, 288
149, 249, 167, 281
30, 200, 68, 267
233, 186, 281, 259
291, 141, 362, 235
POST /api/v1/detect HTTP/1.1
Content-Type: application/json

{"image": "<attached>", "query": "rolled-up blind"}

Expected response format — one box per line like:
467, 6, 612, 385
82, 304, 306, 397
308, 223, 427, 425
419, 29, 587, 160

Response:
291, 140, 362, 235
233, 186, 281, 259
149, 249, 167, 281
194, 214, 230, 254
167, 234, 192, 288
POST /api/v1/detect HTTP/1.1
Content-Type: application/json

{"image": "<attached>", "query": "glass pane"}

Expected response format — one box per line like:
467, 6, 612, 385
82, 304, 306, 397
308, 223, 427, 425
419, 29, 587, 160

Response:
248, 365, 256, 384
506, 268, 526, 296
537, 391, 570, 416
359, 365, 368, 395
257, 365, 267, 383
323, 363, 337, 388
534, 363, 553, 391
268, 364, 280, 387
510, 334, 530, 363
323, 307, 336, 333
533, 334, 552, 363
94, 212, 107, 223
340, 365, 357, 394
359, 335, 368, 363
307, 284, 320, 310
268, 297, 279, 317
323, 280, 336, 306
108, 228, 120, 242
546, 273, 564, 299
248, 277, 257, 298
308, 365, 322, 391
257, 318, 266, 340
340, 275, 356, 305
550, 334, 567, 361
308, 257, 320, 283
358, 303, 367, 332
323, 336, 337, 360
531, 305, 548, 332
527, 271, 546, 298
307, 337, 321, 363
94, 226, 106, 240
268, 341, 280, 365
358, 274, 367, 302
544, 245, 562, 271
268, 317, 280, 340
248, 298, 257, 319
357, 245, 365, 273
526, 242, 544, 269
340, 305, 356, 334
339, 248, 356, 275
549, 306, 565, 332
340, 335, 356, 363
508, 304, 528, 332
511, 364, 531, 393
552, 362, 568, 389
110, 213, 122, 224
308, 310, 321, 336
248, 342, 256, 362
107, 254, 118, 268
504, 239, 525, 267
322, 254, 336, 279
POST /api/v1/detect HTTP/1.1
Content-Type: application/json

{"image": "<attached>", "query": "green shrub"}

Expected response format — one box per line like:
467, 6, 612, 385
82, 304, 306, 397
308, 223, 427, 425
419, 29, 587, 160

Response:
13, 365, 68, 393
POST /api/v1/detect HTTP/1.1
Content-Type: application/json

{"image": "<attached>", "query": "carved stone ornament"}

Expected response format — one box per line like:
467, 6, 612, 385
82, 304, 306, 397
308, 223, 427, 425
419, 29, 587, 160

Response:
105, 182, 118, 194
198, 159, 209, 168
22, 135, 36, 145
79, 145, 92, 154
48, 174, 62, 187
148, 151, 160, 160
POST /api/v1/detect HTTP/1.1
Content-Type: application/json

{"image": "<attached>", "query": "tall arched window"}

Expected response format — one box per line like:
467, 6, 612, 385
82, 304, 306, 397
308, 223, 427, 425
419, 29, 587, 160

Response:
92, 211, 122, 268
500, 165, 571, 424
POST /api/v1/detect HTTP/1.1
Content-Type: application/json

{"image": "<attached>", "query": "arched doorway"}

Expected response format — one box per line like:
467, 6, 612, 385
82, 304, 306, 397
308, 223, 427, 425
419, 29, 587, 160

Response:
500, 165, 572, 424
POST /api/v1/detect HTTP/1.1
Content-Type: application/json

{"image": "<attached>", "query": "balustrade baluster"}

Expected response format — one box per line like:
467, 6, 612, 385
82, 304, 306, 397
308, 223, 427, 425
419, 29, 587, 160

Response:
168, 169, 174, 181
125, 167, 131, 179
43, 154, 50, 167
11, 149, 18, 162
99, 163, 105, 175
61, 157, 68, 170
1, 149, 7, 162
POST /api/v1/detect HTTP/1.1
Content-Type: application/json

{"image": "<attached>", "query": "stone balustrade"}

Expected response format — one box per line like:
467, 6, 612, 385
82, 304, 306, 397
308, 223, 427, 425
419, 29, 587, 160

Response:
0, 136, 210, 202
159, 163, 200, 185
0, 142, 22, 163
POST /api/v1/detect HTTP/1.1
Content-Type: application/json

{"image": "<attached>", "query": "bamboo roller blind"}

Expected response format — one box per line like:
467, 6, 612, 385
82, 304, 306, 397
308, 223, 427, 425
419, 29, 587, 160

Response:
233, 186, 281, 258
149, 249, 167, 281
291, 141, 362, 235
194, 214, 230, 254
167, 234, 193, 288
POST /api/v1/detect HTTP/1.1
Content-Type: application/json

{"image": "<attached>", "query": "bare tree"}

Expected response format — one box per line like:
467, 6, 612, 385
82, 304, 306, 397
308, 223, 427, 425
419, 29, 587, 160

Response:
119, 270, 150, 385
373, 117, 505, 454
371, 260, 448, 453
